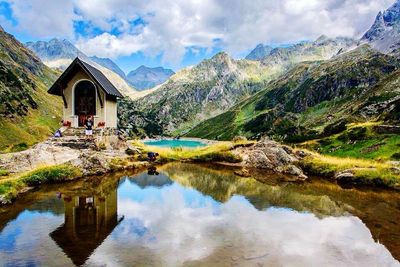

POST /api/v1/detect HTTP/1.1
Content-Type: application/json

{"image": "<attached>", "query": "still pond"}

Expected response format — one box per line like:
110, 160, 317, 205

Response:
0, 163, 399, 266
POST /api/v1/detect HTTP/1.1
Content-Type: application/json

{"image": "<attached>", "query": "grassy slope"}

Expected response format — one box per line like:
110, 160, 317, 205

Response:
299, 122, 400, 161
118, 53, 279, 138
0, 28, 62, 152
187, 46, 400, 142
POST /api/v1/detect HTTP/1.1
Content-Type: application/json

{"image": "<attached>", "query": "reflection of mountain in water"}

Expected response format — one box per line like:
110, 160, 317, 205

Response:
160, 163, 345, 216
28, 197, 65, 215
128, 171, 173, 189
50, 179, 122, 266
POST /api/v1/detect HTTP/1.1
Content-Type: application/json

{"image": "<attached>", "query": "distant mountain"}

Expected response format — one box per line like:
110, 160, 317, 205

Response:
361, 0, 400, 54
26, 38, 81, 62
0, 26, 62, 151
245, 44, 273, 60
258, 36, 356, 70
89, 56, 126, 80
187, 46, 400, 141
126, 66, 175, 90
25, 38, 137, 98
118, 52, 275, 137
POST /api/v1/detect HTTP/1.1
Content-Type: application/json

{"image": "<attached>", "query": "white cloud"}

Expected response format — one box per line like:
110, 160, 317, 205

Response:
84, 189, 398, 267
3, 0, 396, 64
5, 0, 77, 38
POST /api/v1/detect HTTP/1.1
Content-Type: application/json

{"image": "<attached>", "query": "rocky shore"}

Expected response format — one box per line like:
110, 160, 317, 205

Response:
0, 137, 146, 176
1, 135, 398, 205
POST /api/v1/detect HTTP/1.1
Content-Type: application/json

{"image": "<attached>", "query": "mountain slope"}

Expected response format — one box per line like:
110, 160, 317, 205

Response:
118, 52, 277, 137
26, 38, 81, 66
186, 45, 400, 141
89, 56, 126, 80
245, 44, 273, 60
259, 36, 357, 71
0, 27, 62, 152
26, 39, 137, 98
126, 66, 175, 90
361, 0, 400, 54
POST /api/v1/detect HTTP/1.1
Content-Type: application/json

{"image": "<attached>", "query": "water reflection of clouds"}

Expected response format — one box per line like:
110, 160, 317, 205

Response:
0, 211, 70, 267
87, 186, 399, 267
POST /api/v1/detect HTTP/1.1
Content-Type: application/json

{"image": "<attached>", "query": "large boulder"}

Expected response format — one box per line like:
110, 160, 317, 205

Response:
233, 137, 307, 180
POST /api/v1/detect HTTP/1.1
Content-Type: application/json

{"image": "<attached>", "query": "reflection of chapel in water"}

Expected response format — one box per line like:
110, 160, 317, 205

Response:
50, 181, 122, 266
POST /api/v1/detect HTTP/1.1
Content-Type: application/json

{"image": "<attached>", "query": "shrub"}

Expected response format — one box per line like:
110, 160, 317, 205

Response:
348, 127, 367, 140
391, 152, 400, 160
193, 152, 242, 163
233, 136, 247, 142
323, 120, 347, 136
125, 147, 136, 155
338, 127, 367, 142
0, 169, 9, 176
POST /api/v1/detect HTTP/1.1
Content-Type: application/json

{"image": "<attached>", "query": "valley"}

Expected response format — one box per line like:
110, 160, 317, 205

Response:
1, 1, 400, 265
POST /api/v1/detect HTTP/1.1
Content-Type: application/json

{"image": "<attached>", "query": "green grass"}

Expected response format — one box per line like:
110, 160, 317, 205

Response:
0, 164, 81, 202
302, 123, 400, 161
0, 169, 9, 176
132, 140, 251, 163
300, 152, 400, 189
20, 164, 82, 186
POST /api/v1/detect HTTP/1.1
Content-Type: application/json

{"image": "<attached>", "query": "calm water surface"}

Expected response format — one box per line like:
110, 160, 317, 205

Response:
143, 139, 206, 148
0, 163, 399, 267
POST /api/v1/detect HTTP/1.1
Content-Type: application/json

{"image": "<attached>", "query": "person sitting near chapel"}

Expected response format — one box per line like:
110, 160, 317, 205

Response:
84, 116, 94, 139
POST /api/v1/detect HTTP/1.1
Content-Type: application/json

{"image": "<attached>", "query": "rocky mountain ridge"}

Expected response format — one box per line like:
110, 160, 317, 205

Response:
118, 52, 276, 137
126, 65, 175, 90
187, 45, 400, 141
26, 38, 137, 98
361, 0, 400, 53
247, 36, 357, 71
245, 44, 273, 60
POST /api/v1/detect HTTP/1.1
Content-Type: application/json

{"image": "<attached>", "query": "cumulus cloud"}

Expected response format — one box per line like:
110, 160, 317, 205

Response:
4, 0, 77, 38
2, 0, 396, 64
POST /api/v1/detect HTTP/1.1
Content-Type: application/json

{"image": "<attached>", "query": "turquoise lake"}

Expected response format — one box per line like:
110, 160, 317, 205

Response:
143, 139, 206, 148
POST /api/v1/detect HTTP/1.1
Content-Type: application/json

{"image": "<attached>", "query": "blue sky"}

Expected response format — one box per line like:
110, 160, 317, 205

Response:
0, 0, 394, 73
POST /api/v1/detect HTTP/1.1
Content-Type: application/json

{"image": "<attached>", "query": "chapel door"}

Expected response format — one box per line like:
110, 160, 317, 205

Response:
74, 81, 96, 127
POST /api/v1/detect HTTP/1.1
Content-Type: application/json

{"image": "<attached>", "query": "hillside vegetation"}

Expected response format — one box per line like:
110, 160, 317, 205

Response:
0, 26, 62, 152
118, 52, 277, 137
119, 37, 355, 138
187, 46, 400, 143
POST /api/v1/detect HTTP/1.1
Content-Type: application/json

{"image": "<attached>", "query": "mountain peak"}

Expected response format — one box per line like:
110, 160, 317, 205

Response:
127, 65, 175, 90
315, 35, 329, 44
361, 0, 400, 53
245, 44, 273, 60
212, 51, 230, 59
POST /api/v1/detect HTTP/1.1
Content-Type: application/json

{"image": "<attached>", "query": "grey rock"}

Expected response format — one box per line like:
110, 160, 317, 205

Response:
233, 139, 307, 180
335, 171, 355, 180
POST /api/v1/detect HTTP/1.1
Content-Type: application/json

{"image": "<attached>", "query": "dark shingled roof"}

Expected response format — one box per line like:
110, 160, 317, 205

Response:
48, 57, 124, 98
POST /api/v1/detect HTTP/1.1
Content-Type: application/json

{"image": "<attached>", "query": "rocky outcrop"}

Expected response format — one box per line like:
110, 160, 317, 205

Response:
0, 141, 81, 173
0, 137, 145, 175
232, 137, 308, 181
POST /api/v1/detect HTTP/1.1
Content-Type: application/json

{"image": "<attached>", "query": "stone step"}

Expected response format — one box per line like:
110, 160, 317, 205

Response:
48, 137, 97, 150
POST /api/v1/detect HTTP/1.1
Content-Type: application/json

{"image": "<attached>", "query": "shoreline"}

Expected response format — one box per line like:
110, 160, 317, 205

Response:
1, 137, 400, 206
141, 137, 218, 145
